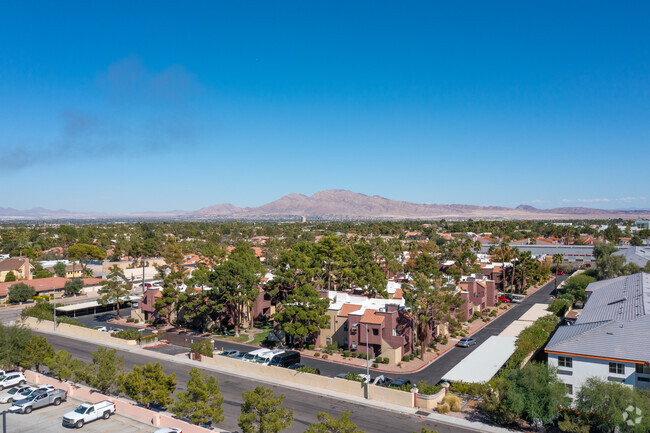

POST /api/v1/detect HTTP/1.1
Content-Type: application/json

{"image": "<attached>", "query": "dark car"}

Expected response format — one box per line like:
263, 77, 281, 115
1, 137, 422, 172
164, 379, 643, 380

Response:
388, 378, 411, 389
288, 364, 320, 375
456, 338, 477, 347
268, 351, 300, 368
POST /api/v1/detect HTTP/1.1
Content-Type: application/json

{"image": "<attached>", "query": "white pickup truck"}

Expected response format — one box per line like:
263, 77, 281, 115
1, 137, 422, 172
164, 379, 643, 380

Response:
62, 400, 116, 428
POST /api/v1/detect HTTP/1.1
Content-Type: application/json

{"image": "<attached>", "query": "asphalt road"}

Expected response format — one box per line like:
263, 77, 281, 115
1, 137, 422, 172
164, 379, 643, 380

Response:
40, 333, 477, 433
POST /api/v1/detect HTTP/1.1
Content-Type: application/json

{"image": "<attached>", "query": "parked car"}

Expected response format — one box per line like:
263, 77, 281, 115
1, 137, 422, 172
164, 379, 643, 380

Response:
256, 349, 285, 365
585, 264, 592, 268
0, 372, 26, 390
153, 428, 182, 433
94, 326, 108, 332
387, 378, 411, 389
219, 350, 241, 357
62, 400, 116, 428
232, 351, 247, 360
335, 373, 371, 383
287, 364, 320, 375
268, 351, 301, 368
243, 348, 272, 363
373, 375, 392, 386
9, 388, 67, 414
0, 385, 30, 404
497, 296, 511, 303
557, 270, 565, 275
456, 338, 477, 348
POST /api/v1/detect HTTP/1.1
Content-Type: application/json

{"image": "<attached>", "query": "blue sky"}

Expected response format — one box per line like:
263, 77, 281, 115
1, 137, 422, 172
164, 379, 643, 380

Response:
1, 1, 649, 212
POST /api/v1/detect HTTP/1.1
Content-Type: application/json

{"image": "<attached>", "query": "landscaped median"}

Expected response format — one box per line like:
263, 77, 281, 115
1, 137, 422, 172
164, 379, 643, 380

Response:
22, 369, 223, 433
199, 353, 444, 409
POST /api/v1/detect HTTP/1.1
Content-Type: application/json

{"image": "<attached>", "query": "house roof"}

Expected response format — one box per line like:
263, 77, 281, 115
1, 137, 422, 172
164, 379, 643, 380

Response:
0, 276, 68, 297
546, 272, 650, 363
393, 288, 403, 300
614, 246, 650, 267
360, 309, 385, 325
338, 304, 362, 317
0, 258, 27, 272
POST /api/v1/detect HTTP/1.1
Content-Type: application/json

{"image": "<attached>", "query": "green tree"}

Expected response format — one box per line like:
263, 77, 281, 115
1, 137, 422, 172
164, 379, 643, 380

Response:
8, 282, 35, 303
305, 411, 365, 433
44, 350, 88, 384
64, 277, 84, 296
53, 262, 67, 277
562, 274, 596, 302
122, 362, 176, 409
593, 243, 618, 260
492, 242, 514, 293
90, 346, 124, 394
67, 243, 106, 273
4, 271, 16, 282
98, 265, 130, 319
403, 275, 462, 357
21, 335, 54, 372
500, 363, 569, 425
596, 253, 626, 280
238, 386, 294, 433
575, 377, 650, 433
0, 324, 32, 369
171, 368, 225, 426
273, 284, 330, 347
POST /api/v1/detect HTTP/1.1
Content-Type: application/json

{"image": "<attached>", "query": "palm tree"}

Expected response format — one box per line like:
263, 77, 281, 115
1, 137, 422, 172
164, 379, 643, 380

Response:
492, 242, 513, 294
552, 253, 564, 297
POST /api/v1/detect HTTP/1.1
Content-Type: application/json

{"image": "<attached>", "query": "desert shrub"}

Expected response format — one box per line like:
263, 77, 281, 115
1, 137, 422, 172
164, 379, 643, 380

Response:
296, 366, 319, 375
112, 329, 141, 340
358, 352, 367, 359
372, 363, 378, 368
314, 352, 320, 357
343, 373, 365, 383
449, 381, 490, 396
343, 350, 350, 357
126, 317, 136, 323
443, 394, 462, 412
416, 382, 442, 395
321, 354, 328, 359
402, 355, 409, 362
381, 357, 389, 364
308, 344, 315, 350
437, 403, 450, 414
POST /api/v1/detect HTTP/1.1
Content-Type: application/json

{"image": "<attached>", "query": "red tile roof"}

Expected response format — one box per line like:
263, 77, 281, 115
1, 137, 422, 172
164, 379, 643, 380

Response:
0, 277, 68, 298
338, 304, 362, 317
360, 309, 385, 325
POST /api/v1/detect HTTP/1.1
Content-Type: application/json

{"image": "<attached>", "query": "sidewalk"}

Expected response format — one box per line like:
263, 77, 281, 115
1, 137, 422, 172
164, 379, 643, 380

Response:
34, 327, 510, 433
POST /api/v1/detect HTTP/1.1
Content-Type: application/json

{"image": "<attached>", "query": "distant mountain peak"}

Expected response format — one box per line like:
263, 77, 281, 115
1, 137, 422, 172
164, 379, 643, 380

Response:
516, 204, 538, 211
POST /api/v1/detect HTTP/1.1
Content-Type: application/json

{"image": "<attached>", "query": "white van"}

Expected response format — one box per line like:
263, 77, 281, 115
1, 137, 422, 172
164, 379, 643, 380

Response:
243, 348, 272, 363
256, 349, 285, 365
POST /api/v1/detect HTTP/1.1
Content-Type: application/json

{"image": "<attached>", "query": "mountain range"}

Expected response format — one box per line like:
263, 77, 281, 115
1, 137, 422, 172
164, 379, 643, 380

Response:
1, 190, 648, 220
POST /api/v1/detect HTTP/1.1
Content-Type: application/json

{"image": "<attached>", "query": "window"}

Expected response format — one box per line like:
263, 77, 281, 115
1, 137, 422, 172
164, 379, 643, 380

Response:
609, 362, 624, 374
343, 323, 348, 332
392, 328, 398, 337
636, 364, 650, 375
372, 328, 379, 336
558, 356, 573, 368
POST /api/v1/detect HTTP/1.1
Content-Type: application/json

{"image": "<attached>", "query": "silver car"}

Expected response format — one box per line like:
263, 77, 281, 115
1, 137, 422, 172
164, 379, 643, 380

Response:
456, 337, 477, 347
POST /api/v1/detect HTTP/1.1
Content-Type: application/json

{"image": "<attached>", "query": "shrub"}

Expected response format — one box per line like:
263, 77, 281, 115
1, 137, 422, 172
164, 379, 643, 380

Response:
416, 382, 443, 395
449, 381, 490, 396
190, 339, 213, 358
8, 283, 36, 303
321, 354, 328, 359
358, 352, 367, 359
372, 363, 378, 368
343, 373, 365, 383
443, 394, 462, 412
314, 352, 320, 357
402, 355, 409, 362
323, 343, 338, 355
437, 403, 450, 414
343, 350, 350, 357
139, 333, 158, 344
112, 329, 141, 340
308, 344, 315, 350
489, 310, 497, 317
126, 317, 136, 323
296, 366, 319, 375
381, 357, 389, 364
21, 303, 85, 326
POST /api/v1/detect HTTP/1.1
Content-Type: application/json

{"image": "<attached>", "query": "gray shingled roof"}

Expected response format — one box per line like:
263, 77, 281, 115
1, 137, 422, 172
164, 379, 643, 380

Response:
578, 272, 649, 324
547, 315, 650, 363
546, 272, 650, 363
614, 246, 650, 267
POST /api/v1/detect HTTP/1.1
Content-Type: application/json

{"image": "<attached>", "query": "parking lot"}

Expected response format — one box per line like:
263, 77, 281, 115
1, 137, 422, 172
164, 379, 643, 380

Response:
1, 395, 153, 433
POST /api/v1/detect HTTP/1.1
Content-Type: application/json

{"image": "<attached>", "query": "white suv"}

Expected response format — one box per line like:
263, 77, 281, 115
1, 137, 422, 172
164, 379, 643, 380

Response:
0, 372, 26, 390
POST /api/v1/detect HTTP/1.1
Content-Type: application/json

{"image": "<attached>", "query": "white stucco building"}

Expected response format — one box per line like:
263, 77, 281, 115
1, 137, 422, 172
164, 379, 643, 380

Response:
546, 272, 650, 401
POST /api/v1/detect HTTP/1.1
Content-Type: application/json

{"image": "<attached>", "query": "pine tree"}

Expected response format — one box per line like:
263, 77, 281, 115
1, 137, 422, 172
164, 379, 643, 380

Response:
171, 368, 224, 426
238, 386, 294, 433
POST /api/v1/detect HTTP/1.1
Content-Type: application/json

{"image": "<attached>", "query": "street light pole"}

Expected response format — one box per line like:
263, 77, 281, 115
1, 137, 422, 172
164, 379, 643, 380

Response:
52, 282, 57, 331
